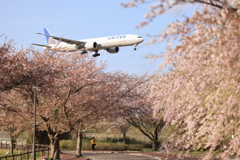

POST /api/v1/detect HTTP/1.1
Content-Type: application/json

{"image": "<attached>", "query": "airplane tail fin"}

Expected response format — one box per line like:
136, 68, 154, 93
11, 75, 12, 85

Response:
43, 28, 56, 45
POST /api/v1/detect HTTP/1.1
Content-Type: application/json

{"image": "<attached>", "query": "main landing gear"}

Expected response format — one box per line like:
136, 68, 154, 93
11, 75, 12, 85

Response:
81, 50, 88, 54
92, 50, 100, 57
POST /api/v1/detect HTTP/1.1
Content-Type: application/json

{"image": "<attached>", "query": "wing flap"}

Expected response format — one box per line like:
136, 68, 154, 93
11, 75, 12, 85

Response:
31, 43, 52, 48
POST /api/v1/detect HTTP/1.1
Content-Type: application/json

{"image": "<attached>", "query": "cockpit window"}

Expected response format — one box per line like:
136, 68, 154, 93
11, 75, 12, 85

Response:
137, 36, 142, 38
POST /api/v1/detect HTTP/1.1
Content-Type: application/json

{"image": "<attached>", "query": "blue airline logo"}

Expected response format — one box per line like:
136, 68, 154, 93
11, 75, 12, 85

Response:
108, 35, 126, 40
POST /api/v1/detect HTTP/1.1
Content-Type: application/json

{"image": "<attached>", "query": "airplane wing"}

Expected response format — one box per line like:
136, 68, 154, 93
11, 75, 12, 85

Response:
36, 33, 86, 45
31, 43, 52, 48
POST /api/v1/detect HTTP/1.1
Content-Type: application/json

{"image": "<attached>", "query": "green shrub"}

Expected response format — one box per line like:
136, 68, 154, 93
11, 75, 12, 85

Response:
105, 137, 139, 144
82, 142, 92, 150
60, 139, 148, 151
142, 141, 152, 148
60, 140, 76, 150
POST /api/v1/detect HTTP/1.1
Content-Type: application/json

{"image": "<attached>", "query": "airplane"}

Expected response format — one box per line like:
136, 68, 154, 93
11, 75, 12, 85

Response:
32, 28, 144, 57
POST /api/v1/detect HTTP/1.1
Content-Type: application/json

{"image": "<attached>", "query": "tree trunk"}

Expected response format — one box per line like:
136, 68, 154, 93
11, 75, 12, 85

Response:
10, 138, 16, 154
120, 124, 130, 144
49, 136, 60, 160
9, 128, 18, 154
152, 121, 161, 151
76, 129, 83, 157
152, 136, 159, 151
123, 132, 127, 144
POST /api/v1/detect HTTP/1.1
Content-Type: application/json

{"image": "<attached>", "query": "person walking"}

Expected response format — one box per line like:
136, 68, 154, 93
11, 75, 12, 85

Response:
90, 137, 96, 151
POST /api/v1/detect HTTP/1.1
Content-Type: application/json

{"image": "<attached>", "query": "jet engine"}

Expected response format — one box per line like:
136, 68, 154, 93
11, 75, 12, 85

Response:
106, 47, 119, 53
85, 42, 98, 50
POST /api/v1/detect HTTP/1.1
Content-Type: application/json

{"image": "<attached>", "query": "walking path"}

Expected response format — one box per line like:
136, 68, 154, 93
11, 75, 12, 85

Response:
60, 151, 90, 160
60, 151, 200, 160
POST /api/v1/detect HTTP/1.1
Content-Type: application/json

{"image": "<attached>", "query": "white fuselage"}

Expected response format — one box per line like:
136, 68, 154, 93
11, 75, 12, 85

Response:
49, 34, 144, 52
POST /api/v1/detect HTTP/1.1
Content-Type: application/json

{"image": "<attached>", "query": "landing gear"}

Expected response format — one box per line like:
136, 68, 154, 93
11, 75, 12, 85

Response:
93, 53, 100, 57
92, 50, 100, 57
134, 44, 138, 50
81, 50, 88, 54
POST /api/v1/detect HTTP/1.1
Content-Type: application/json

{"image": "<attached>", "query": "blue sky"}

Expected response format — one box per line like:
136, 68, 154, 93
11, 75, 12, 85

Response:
0, 0, 194, 75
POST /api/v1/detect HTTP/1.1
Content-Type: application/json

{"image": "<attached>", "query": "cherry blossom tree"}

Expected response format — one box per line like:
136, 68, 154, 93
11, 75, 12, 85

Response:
0, 40, 60, 93
0, 39, 105, 159
28, 53, 105, 159
125, 97, 165, 151
59, 68, 151, 156
0, 90, 31, 154
99, 74, 164, 150
122, 0, 240, 159
0, 40, 62, 155
122, 0, 237, 28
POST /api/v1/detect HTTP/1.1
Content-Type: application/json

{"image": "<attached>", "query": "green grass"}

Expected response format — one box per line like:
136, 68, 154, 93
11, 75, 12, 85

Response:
60, 139, 149, 151
142, 148, 155, 152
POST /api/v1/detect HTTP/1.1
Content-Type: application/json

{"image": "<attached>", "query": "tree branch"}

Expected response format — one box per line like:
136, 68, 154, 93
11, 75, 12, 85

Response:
126, 117, 154, 141
193, 0, 223, 9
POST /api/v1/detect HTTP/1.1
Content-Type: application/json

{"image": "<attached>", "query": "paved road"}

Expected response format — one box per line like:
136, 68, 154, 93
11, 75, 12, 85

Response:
83, 152, 161, 160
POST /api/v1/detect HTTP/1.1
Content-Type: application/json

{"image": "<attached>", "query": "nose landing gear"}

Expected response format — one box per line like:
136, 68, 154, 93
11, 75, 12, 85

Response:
134, 44, 138, 50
